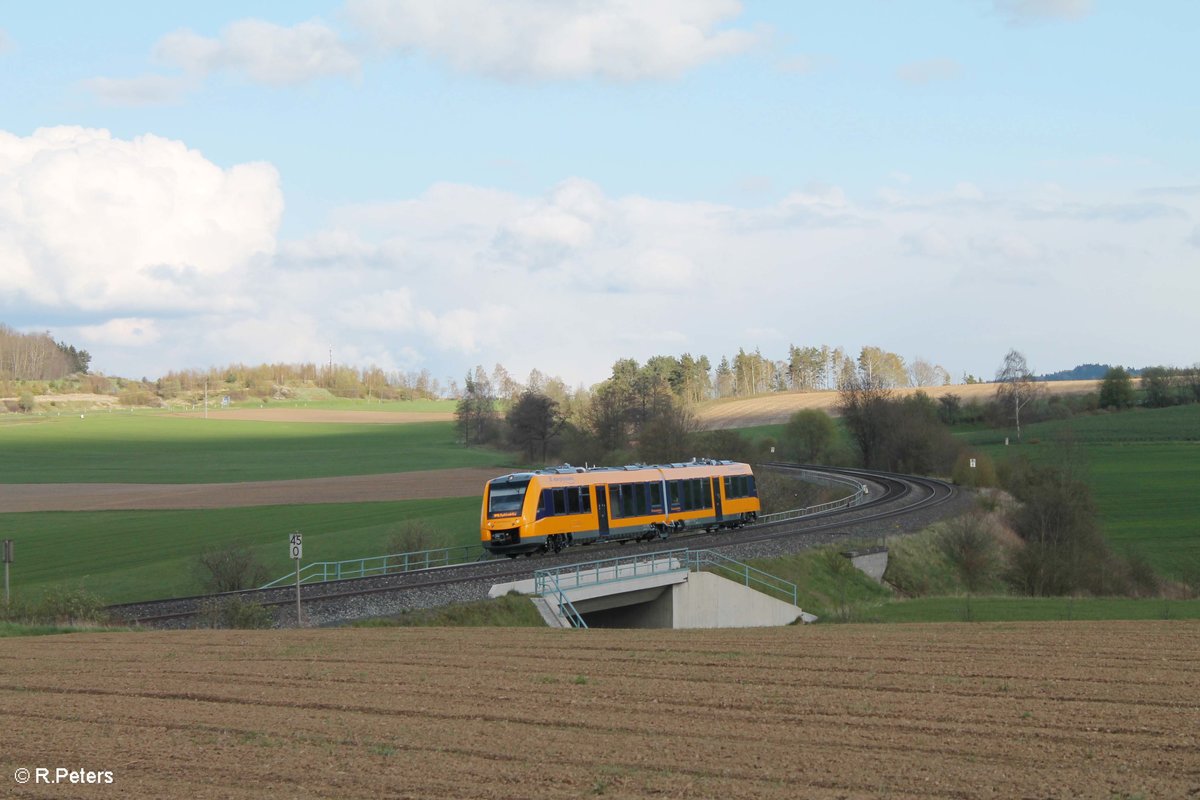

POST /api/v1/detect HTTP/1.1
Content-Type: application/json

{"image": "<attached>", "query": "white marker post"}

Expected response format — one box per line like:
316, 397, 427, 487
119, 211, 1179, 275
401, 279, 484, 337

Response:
289, 532, 303, 626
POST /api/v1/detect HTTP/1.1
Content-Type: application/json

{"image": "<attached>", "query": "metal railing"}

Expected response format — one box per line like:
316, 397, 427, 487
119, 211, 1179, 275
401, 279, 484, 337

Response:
260, 544, 486, 589
757, 468, 867, 524
533, 550, 689, 597
534, 571, 590, 629
686, 549, 798, 607
532, 547, 800, 625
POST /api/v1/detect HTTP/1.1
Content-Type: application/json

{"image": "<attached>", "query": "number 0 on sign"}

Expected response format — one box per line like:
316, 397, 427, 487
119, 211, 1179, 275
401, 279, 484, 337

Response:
289, 533, 303, 560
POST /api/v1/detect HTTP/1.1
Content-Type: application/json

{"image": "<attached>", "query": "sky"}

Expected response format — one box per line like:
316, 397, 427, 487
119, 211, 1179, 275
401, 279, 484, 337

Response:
1, 0, 1197, 389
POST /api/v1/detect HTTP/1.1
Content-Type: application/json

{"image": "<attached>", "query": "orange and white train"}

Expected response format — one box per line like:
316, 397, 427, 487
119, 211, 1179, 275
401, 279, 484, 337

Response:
481, 459, 759, 557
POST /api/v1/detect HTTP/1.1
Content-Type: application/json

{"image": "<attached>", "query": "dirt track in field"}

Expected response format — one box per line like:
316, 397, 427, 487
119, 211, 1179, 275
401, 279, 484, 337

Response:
695, 380, 1101, 429
0, 468, 506, 512
1, 621, 1196, 799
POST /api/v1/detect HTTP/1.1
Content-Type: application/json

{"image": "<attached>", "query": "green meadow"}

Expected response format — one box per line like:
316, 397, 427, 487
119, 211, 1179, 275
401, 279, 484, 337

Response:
864, 595, 1200, 622
0, 497, 482, 604
0, 413, 511, 483
0, 411, 502, 603
962, 404, 1200, 580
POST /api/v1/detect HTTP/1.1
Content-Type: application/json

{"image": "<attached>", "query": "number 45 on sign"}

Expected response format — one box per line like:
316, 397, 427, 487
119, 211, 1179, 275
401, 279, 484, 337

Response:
289, 533, 303, 560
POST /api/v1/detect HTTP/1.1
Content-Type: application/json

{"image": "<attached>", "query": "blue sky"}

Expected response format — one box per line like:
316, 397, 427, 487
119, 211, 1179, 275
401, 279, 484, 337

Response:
1, 1, 1197, 388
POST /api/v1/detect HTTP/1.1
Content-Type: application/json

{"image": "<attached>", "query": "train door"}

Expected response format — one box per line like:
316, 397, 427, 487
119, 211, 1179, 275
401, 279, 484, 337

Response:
595, 485, 610, 536
712, 477, 723, 522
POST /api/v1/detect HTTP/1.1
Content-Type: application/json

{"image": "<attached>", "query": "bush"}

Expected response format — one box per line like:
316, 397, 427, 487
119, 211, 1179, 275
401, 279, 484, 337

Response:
1, 584, 110, 625
780, 409, 836, 463
385, 519, 443, 554
197, 596, 274, 629
117, 386, 158, 406
938, 513, 1001, 594
951, 451, 997, 488
194, 542, 271, 593
17, 392, 35, 413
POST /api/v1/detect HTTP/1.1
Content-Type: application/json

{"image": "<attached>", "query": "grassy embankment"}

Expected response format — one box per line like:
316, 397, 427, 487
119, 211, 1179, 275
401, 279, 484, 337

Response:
0, 411, 508, 603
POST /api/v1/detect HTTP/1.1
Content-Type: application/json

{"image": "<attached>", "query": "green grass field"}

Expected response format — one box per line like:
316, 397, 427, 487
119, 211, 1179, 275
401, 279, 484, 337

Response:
1, 497, 482, 604
961, 405, 1200, 580
864, 596, 1200, 622
220, 398, 458, 413
0, 414, 512, 483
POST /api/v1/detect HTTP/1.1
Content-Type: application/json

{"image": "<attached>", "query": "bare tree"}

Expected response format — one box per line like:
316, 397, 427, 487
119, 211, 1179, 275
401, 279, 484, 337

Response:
909, 356, 950, 387
837, 364, 894, 468
994, 349, 1042, 442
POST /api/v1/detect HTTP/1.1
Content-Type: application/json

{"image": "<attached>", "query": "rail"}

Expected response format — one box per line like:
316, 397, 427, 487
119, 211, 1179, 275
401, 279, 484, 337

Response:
259, 467, 863, 591
757, 467, 867, 524
260, 544, 487, 589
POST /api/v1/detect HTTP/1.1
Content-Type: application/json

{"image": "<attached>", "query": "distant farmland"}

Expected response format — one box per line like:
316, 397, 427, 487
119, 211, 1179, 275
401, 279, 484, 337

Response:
695, 380, 1099, 428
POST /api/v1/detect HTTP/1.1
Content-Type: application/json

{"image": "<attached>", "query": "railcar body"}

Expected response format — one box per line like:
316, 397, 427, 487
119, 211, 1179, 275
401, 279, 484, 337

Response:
480, 459, 759, 557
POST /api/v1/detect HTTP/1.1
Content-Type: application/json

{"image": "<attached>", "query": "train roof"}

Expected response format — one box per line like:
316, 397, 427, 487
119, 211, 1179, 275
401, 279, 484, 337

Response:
487, 459, 748, 484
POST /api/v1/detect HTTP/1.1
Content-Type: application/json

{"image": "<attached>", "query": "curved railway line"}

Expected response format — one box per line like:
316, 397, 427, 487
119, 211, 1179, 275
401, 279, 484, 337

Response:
107, 465, 963, 628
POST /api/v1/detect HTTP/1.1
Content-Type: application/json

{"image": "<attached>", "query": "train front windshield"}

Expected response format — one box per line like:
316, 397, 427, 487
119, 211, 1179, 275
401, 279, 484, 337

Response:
488, 480, 529, 517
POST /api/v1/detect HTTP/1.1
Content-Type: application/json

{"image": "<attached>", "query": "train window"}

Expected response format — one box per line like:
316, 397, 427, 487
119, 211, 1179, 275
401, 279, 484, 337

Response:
567, 488, 580, 514
488, 479, 529, 518
623, 485, 636, 517
610, 484, 632, 518
724, 475, 752, 499
582, 488, 592, 513
701, 479, 712, 508
553, 490, 567, 515
649, 482, 663, 511
635, 483, 649, 516
668, 481, 681, 508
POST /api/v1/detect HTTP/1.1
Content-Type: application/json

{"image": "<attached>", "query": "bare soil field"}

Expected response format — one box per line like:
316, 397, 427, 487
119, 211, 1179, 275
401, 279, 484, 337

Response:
0, 468, 505, 512
695, 380, 1101, 429
1, 621, 1195, 799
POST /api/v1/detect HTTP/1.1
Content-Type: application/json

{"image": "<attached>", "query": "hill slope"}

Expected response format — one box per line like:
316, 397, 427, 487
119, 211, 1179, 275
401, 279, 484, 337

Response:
695, 380, 1100, 429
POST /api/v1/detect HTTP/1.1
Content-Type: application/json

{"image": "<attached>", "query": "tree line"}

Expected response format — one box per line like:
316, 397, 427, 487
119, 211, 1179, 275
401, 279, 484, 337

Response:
0, 324, 90, 381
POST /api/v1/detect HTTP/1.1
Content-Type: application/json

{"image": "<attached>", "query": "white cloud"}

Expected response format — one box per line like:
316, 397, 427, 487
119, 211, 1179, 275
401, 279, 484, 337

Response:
0, 126, 282, 312
7, 137, 1197, 387
80, 75, 193, 107
154, 19, 361, 85
992, 0, 1093, 26
896, 58, 963, 85
970, 232, 1043, 262
77, 318, 162, 348
344, 0, 762, 80
902, 226, 957, 259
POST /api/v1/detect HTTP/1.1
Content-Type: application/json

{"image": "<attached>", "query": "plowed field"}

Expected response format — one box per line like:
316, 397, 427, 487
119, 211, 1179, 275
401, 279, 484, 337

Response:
0, 468, 504, 511
695, 380, 1100, 429
2, 621, 1196, 799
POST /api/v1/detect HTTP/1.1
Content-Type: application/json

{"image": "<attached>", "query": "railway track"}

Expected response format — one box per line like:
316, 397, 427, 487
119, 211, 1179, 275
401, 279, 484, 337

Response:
107, 465, 961, 628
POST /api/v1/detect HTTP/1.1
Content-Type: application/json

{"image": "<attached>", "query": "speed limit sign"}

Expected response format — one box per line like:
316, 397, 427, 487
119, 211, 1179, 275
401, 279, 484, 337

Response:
289, 532, 303, 560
